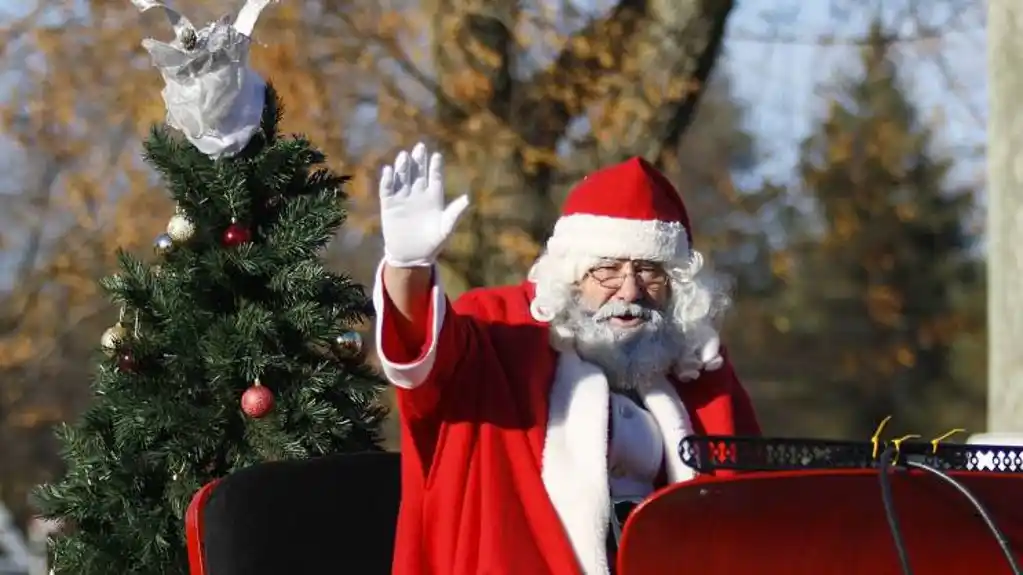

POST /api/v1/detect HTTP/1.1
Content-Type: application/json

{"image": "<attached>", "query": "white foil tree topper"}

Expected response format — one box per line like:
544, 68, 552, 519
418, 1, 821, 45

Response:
131, 0, 277, 158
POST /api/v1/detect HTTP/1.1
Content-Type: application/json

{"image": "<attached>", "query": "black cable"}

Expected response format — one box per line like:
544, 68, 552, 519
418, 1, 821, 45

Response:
878, 444, 1023, 575
905, 460, 1022, 575
878, 444, 914, 575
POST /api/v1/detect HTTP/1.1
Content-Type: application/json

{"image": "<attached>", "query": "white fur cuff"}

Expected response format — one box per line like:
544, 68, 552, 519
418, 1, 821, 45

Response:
371, 259, 446, 388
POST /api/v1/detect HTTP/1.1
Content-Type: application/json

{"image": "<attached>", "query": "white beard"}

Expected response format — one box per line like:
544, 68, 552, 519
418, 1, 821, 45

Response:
558, 297, 684, 391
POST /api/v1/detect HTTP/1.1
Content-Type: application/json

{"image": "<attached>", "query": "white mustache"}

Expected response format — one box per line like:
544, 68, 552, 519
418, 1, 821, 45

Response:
592, 300, 654, 322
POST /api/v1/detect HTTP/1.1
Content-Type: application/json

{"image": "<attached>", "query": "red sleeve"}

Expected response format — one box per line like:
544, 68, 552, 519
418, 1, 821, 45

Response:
372, 262, 493, 475
372, 262, 481, 420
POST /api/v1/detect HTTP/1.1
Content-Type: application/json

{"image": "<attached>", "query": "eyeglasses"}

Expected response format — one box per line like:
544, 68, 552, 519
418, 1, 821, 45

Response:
587, 260, 668, 291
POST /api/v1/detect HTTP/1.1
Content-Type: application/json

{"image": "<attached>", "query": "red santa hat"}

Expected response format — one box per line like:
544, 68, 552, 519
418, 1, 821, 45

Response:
545, 157, 693, 263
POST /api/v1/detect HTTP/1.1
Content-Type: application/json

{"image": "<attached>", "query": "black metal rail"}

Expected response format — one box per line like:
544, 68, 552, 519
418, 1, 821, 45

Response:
679, 435, 1023, 474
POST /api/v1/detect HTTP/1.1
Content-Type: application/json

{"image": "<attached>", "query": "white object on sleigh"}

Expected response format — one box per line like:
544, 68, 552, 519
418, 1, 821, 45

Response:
966, 432, 1023, 472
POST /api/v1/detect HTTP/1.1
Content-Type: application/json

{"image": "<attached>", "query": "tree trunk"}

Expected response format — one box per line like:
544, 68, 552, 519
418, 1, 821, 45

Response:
430, 0, 736, 287
987, 0, 1023, 432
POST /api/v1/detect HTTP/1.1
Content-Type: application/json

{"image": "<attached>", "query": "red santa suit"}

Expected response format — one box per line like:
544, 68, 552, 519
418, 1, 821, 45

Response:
373, 157, 762, 575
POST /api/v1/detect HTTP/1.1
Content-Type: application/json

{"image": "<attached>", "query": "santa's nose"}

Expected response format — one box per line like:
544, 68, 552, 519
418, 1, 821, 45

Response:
614, 273, 642, 303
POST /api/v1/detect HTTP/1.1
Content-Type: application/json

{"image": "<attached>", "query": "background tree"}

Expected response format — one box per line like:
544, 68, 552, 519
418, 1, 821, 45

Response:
31, 85, 385, 574
425, 0, 736, 287
775, 22, 984, 437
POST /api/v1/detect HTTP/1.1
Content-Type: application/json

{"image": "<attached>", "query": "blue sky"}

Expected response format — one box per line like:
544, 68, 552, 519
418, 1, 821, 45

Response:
724, 1, 986, 187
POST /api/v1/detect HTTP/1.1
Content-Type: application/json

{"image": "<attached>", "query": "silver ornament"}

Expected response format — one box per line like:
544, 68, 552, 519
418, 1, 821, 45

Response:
166, 213, 196, 243
101, 323, 128, 356
154, 232, 174, 256
331, 331, 364, 358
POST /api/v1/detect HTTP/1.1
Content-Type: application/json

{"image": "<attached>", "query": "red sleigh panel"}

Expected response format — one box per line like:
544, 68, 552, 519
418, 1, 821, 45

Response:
618, 437, 1023, 575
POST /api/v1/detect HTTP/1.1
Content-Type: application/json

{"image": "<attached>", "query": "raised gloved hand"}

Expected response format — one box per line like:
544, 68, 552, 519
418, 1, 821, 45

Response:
674, 334, 724, 382
379, 142, 469, 268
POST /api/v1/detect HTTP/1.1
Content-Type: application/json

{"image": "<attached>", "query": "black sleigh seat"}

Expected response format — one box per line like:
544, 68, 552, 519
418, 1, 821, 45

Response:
186, 451, 402, 575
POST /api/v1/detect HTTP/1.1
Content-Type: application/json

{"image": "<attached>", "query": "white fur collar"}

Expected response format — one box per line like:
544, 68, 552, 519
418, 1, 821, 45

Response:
541, 351, 696, 575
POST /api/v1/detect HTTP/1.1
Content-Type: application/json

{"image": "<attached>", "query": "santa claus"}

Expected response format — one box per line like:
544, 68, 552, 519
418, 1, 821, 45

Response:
373, 143, 762, 575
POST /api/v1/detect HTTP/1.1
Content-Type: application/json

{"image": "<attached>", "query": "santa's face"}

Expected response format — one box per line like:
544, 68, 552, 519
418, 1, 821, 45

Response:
577, 259, 671, 313
563, 259, 680, 389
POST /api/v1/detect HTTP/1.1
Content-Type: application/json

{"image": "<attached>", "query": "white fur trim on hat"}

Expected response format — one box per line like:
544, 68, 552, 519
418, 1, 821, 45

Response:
545, 214, 689, 262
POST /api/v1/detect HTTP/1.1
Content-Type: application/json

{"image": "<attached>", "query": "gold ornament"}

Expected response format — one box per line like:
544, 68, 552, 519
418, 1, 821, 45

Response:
100, 323, 128, 356
331, 331, 364, 359
154, 232, 174, 256
166, 210, 196, 243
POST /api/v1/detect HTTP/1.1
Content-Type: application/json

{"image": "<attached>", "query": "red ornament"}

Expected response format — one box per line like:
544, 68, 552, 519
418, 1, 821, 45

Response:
222, 222, 251, 247
241, 380, 274, 418
117, 350, 137, 373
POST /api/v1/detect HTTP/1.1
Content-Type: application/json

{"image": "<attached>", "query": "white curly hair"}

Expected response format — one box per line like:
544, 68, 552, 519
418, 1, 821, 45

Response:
527, 248, 733, 381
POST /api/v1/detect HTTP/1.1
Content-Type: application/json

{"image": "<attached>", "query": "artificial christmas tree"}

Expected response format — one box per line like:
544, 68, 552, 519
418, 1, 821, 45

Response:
33, 2, 386, 573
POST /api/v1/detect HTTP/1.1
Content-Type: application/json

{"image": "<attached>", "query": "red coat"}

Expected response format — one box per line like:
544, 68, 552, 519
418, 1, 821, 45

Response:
373, 270, 761, 575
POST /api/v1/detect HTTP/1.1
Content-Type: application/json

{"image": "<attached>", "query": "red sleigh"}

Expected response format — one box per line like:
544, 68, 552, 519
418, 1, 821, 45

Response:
183, 438, 1023, 575
618, 436, 1023, 575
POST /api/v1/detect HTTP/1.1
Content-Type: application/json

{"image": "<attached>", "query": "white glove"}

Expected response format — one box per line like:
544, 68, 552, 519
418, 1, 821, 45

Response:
379, 142, 469, 268
674, 335, 724, 382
